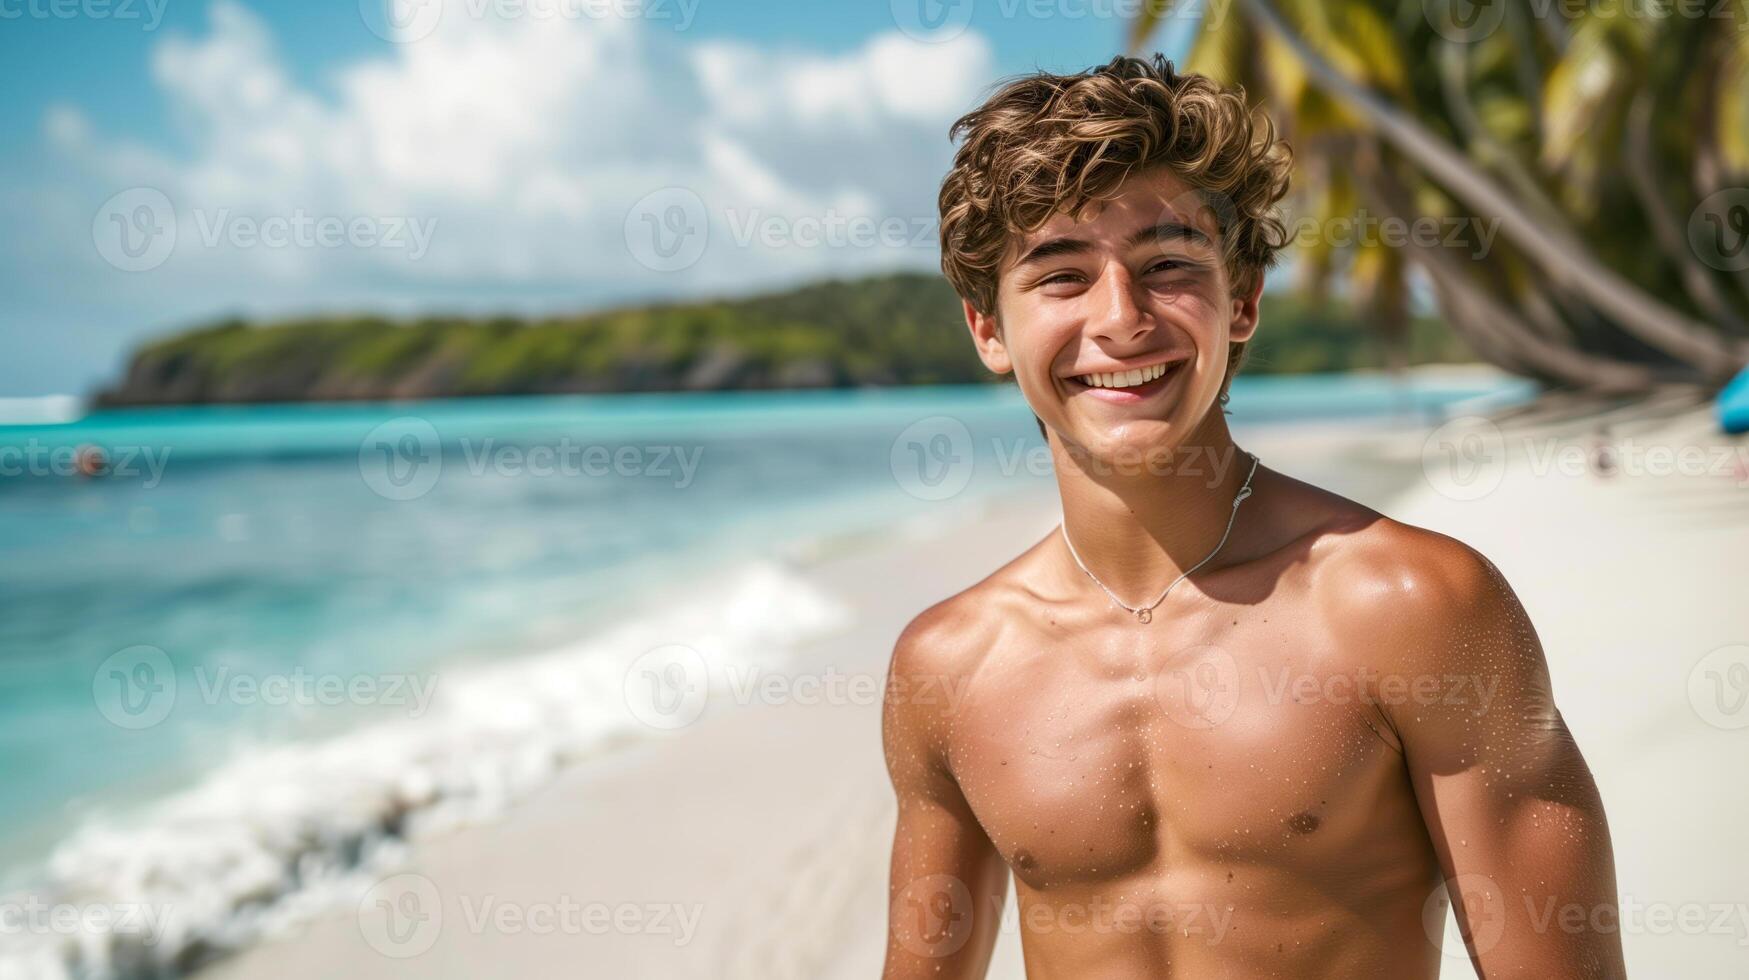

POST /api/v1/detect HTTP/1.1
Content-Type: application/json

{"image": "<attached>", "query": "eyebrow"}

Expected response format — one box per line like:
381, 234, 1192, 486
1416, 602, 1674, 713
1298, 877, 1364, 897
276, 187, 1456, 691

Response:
1014, 236, 1094, 267
1013, 221, 1216, 268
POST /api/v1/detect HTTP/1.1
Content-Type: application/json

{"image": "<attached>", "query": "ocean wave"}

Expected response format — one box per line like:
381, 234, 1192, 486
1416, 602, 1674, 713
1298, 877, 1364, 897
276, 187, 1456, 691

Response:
0, 561, 850, 980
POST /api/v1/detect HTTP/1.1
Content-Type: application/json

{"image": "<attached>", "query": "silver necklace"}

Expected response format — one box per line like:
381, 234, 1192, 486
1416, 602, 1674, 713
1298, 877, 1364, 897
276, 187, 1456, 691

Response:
1059, 452, 1260, 624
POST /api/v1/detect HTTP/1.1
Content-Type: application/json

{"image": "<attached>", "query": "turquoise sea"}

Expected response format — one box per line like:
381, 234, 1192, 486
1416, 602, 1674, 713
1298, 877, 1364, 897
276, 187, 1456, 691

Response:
0, 374, 1527, 976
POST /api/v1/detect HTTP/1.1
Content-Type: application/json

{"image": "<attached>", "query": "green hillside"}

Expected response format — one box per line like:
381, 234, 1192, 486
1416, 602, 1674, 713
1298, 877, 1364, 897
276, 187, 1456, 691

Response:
97, 272, 1472, 405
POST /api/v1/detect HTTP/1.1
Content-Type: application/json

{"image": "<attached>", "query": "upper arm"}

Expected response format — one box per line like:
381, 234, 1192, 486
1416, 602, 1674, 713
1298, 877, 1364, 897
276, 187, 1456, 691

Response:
880, 605, 1009, 980
1364, 534, 1625, 977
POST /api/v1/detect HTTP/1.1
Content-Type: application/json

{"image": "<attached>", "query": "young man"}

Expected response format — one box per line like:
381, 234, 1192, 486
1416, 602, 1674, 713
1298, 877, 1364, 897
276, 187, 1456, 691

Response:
882, 57, 1625, 978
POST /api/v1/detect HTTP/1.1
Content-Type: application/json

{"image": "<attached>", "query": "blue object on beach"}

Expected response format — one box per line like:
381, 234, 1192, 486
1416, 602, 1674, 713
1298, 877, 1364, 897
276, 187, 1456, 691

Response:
1722, 364, 1749, 435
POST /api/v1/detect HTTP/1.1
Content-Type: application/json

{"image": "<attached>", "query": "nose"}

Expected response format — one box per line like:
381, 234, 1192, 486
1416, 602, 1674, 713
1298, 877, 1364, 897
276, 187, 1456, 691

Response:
1087, 264, 1151, 347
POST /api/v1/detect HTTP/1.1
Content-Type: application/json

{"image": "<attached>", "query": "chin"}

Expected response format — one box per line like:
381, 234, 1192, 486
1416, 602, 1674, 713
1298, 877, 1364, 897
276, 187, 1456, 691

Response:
1053, 414, 1195, 475
1066, 392, 1218, 465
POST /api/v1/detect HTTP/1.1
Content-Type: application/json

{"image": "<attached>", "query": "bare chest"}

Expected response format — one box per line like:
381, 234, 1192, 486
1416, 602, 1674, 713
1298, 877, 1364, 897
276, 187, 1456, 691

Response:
946, 611, 1409, 890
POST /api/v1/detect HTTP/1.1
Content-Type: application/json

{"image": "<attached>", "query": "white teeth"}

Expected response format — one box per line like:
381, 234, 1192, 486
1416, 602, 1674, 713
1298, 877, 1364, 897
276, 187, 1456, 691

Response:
1076, 362, 1168, 388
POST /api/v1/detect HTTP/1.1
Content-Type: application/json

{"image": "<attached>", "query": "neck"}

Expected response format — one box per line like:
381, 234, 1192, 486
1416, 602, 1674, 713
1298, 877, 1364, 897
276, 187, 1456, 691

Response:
1053, 411, 1254, 604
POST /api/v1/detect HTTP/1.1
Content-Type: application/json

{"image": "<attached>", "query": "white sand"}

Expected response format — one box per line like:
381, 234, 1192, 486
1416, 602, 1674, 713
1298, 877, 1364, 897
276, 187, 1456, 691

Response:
200, 406, 1749, 979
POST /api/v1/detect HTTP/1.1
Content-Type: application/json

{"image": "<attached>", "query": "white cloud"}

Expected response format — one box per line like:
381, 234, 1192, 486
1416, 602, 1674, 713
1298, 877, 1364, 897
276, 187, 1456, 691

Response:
51, 0, 995, 302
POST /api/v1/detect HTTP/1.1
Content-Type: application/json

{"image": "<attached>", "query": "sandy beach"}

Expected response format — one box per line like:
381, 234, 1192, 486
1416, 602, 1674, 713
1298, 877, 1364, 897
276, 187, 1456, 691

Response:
197, 401, 1749, 980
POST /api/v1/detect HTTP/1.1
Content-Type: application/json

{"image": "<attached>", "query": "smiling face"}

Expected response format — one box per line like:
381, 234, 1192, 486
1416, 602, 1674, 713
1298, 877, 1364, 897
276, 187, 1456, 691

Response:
963, 167, 1263, 464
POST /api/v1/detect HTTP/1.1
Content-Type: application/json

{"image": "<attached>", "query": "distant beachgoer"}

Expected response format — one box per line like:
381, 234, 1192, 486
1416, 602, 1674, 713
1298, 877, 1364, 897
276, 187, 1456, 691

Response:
1590, 425, 1617, 478
74, 445, 108, 478
883, 57, 1625, 980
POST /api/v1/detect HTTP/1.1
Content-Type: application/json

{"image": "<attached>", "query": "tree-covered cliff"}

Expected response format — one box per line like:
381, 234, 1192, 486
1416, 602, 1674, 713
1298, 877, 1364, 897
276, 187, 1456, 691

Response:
97, 273, 1471, 405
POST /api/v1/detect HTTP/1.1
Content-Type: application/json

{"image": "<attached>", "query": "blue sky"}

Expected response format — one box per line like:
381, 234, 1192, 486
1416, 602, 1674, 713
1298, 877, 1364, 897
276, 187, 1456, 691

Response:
0, 0, 1195, 397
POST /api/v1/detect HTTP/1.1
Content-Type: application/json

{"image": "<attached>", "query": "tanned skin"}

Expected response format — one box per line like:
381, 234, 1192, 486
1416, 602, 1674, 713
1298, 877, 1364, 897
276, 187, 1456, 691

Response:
880, 168, 1625, 978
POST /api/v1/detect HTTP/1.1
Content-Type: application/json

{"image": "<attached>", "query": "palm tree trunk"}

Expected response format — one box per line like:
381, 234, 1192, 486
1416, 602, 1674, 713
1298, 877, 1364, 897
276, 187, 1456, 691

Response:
1435, 41, 1567, 232
1623, 92, 1748, 335
1235, 0, 1749, 380
1421, 261, 1654, 391
1354, 143, 1657, 390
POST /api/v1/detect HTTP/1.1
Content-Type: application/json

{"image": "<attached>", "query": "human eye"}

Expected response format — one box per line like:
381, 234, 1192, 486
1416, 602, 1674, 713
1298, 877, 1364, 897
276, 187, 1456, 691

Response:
1026, 269, 1088, 294
1144, 256, 1198, 276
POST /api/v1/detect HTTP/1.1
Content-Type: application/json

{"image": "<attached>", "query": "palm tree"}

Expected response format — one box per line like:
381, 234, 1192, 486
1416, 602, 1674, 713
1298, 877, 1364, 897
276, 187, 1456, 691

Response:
1132, 0, 1749, 389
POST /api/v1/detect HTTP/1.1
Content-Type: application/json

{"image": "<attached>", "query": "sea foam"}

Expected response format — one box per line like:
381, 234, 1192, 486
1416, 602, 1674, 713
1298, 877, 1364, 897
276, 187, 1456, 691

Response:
0, 560, 849, 980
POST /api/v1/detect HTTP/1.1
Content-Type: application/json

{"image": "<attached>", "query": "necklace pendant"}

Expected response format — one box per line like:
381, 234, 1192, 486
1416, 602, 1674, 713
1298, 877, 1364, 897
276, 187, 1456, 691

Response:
1136, 608, 1152, 624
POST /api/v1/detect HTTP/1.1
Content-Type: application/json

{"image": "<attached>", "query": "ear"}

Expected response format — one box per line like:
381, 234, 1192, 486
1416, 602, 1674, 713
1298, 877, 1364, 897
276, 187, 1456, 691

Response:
963, 299, 1013, 375
1228, 275, 1265, 344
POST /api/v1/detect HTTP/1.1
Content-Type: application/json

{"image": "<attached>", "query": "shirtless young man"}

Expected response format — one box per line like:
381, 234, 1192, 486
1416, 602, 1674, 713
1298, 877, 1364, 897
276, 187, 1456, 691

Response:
881, 57, 1626, 979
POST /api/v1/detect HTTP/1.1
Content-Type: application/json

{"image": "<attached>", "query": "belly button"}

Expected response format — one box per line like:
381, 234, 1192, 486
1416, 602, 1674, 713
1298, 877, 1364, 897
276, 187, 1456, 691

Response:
1287, 811, 1321, 834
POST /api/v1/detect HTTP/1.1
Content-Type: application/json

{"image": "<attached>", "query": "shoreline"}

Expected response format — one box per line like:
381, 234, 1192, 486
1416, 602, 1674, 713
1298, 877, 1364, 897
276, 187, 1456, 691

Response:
195, 487, 1067, 980
11, 400, 1744, 979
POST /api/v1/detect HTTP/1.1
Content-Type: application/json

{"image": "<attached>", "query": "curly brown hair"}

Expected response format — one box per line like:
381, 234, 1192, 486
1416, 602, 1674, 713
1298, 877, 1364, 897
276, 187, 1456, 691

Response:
938, 55, 1293, 391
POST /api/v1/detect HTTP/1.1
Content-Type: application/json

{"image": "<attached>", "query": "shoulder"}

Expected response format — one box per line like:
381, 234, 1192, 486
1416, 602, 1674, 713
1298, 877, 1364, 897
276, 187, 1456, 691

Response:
1298, 510, 1549, 729
1245, 468, 1531, 669
881, 557, 1027, 787
1243, 468, 1509, 622
882, 538, 1051, 749
887, 552, 1034, 686
1312, 515, 1520, 640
